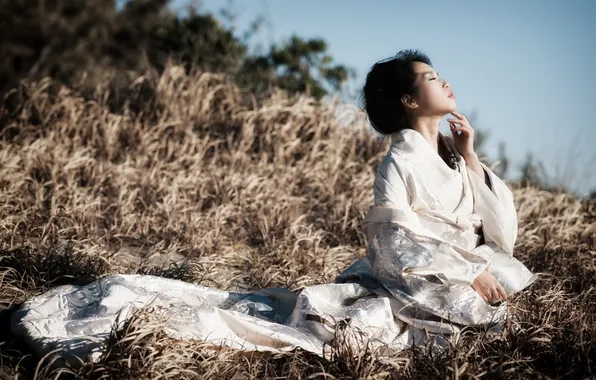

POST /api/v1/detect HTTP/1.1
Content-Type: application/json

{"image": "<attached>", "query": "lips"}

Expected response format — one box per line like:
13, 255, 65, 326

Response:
448, 92, 454, 98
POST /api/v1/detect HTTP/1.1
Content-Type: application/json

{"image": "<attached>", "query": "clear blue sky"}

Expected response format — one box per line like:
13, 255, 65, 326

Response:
173, 0, 596, 195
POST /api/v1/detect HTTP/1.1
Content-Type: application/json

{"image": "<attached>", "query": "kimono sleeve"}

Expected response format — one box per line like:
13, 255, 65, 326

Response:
362, 156, 490, 287
370, 156, 423, 230
466, 162, 518, 255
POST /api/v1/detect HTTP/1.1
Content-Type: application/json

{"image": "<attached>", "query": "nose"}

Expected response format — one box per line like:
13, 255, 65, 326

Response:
442, 79, 450, 88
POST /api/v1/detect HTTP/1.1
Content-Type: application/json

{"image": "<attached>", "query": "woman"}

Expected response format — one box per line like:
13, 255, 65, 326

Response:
12, 50, 537, 363
334, 49, 537, 343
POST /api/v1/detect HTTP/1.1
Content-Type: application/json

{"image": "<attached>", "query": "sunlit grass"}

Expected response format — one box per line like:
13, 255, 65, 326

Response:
0, 65, 594, 379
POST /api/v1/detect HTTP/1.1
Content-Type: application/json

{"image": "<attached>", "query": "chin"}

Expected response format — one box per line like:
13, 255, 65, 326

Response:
438, 107, 456, 117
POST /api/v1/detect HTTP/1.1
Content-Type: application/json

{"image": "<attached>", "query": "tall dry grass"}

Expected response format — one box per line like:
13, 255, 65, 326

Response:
0, 65, 594, 379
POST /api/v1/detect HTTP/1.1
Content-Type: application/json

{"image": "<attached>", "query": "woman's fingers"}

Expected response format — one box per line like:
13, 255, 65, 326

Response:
447, 118, 467, 125
483, 288, 492, 302
450, 126, 472, 136
487, 285, 508, 303
450, 111, 467, 120
472, 272, 507, 303
497, 283, 508, 300
488, 289, 498, 302
447, 119, 473, 130
448, 122, 473, 132
450, 124, 474, 135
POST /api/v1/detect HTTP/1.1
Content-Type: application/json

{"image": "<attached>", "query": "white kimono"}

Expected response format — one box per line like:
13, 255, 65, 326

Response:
336, 128, 537, 335
11, 129, 537, 365
361, 128, 525, 284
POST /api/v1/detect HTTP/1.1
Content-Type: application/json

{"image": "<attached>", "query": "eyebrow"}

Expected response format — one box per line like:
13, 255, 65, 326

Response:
421, 70, 438, 77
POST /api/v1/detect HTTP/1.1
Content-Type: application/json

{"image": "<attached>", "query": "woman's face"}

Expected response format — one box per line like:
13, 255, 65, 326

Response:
407, 61, 456, 115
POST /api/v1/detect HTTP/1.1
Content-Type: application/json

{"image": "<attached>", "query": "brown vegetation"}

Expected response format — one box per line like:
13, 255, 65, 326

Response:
0, 66, 594, 379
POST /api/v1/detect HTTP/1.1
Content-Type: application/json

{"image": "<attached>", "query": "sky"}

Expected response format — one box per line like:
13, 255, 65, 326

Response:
173, 0, 596, 195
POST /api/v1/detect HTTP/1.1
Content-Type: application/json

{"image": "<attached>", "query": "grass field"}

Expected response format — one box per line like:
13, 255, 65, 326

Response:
0, 65, 594, 379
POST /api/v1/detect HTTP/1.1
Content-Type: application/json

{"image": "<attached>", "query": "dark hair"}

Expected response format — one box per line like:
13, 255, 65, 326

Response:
360, 49, 432, 136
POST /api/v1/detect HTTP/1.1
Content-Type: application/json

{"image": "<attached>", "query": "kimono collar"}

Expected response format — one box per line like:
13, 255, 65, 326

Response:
389, 127, 463, 176
390, 128, 458, 161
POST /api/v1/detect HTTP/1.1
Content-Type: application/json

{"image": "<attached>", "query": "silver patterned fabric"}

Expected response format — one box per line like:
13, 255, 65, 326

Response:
336, 222, 537, 331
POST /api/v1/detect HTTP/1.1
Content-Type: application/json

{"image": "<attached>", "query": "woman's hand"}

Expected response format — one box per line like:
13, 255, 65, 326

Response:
448, 111, 486, 179
447, 111, 475, 159
472, 270, 508, 303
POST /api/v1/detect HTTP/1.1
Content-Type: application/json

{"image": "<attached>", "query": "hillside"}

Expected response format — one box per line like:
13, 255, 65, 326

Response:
0, 66, 594, 379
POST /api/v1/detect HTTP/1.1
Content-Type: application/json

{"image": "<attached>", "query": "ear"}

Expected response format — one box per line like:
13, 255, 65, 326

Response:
401, 94, 417, 110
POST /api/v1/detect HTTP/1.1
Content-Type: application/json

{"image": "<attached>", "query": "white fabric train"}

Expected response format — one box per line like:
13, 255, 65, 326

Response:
11, 129, 538, 365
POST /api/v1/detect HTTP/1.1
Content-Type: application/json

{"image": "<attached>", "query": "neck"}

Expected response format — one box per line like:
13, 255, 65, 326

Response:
409, 116, 442, 152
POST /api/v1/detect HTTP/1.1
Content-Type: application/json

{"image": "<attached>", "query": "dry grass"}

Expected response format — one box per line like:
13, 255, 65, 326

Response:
0, 65, 594, 379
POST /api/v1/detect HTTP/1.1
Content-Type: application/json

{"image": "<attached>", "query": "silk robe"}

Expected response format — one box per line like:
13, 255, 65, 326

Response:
336, 128, 537, 335
363, 128, 525, 285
